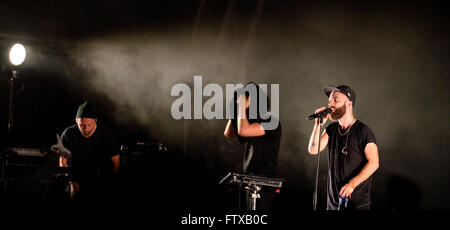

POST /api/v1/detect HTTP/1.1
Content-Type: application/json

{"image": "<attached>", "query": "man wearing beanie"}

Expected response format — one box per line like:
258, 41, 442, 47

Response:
307, 85, 379, 210
59, 101, 120, 202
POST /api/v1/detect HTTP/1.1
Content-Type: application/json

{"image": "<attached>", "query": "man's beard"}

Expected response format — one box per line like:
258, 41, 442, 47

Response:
330, 104, 346, 120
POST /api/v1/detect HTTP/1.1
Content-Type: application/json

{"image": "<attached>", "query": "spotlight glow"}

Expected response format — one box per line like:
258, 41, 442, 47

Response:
9, 43, 26, 66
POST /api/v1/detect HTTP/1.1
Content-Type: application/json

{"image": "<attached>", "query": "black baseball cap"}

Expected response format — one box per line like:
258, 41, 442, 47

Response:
324, 85, 356, 106
76, 101, 97, 119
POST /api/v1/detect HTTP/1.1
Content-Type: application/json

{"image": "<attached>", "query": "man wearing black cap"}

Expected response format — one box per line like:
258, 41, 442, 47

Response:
59, 101, 120, 202
307, 85, 379, 210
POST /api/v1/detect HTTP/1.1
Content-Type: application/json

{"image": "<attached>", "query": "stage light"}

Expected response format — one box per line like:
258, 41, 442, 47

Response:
9, 43, 26, 66
7, 43, 27, 132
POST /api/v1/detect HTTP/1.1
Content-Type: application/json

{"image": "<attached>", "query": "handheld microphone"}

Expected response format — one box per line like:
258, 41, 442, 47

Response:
307, 108, 332, 120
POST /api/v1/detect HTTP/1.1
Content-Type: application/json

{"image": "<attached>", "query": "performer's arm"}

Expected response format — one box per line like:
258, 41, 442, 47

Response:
224, 119, 236, 138
237, 114, 265, 137
111, 154, 120, 174
59, 156, 69, 167
339, 142, 379, 198
236, 94, 265, 137
308, 107, 330, 154
59, 154, 79, 199
56, 133, 71, 167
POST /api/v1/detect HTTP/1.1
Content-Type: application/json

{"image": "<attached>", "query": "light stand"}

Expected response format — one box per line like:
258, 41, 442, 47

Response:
7, 43, 26, 132
7, 70, 18, 132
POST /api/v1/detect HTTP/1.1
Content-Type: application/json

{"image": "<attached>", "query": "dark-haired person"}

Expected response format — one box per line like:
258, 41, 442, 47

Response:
308, 85, 379, 210
59, 101, 120, 202
224, 82, 282, 210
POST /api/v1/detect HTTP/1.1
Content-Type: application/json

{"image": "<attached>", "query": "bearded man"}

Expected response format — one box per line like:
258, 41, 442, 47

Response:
307, 85, 379, 210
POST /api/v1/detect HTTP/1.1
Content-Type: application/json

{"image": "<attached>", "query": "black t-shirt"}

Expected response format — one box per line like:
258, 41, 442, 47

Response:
325, 120, 377, 210
61, 124, 119, 185
232, 118, 282, 178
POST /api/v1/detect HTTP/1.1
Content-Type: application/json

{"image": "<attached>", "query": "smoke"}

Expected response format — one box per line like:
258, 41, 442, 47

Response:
66, 2, 448, 209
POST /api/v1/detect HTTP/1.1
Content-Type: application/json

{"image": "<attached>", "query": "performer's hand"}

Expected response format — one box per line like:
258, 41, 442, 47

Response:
314, 107, 330, 125
236, 94, 250, 118
339, 182, 355, 199
69, 181, 80, 200
244, 96, 250, 109
236, 94, 250, 107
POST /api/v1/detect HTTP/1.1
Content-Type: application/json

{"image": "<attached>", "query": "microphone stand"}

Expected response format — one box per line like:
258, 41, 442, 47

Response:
312, 116, 323, 210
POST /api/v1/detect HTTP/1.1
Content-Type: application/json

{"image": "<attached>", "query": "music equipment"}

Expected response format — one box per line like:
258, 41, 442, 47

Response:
219, 172, 284, 210
219, 172, 283, 188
